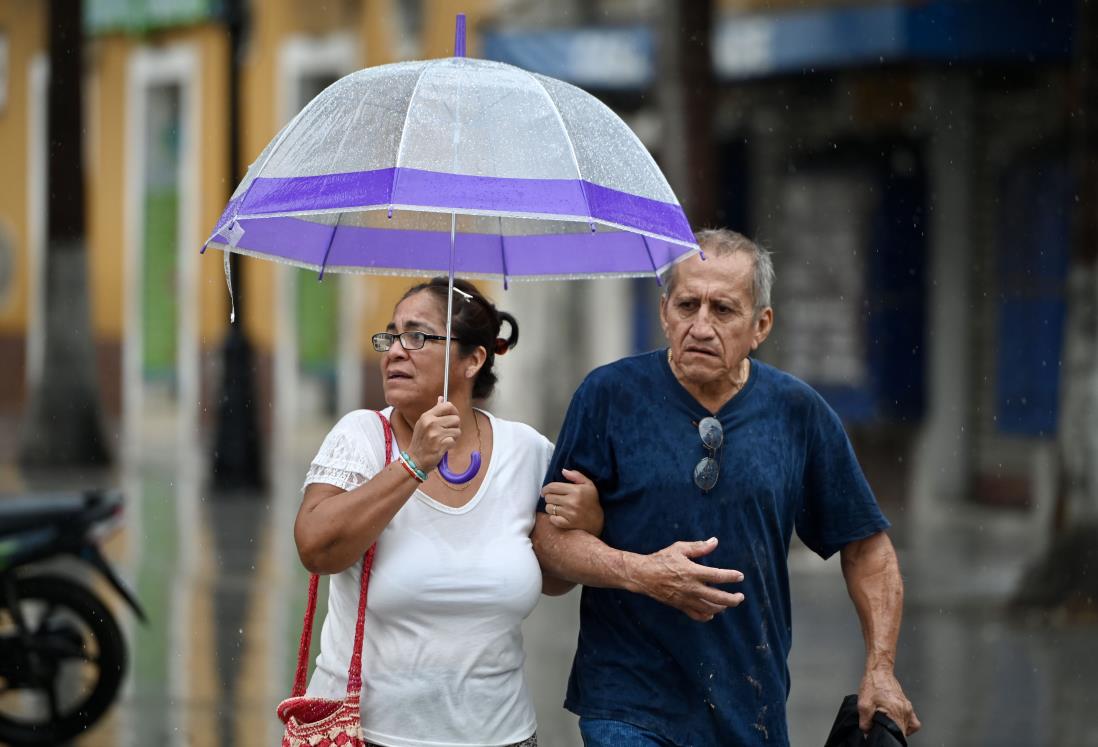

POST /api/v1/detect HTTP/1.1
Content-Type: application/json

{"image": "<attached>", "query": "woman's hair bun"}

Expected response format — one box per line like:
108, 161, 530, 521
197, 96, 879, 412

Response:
399, 278, 519, 399
497, 310, 519, 353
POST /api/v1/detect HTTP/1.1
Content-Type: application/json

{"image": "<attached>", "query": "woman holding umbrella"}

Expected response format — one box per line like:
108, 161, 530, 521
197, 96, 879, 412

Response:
293, 277, 600, 747
204, 20, 699, 745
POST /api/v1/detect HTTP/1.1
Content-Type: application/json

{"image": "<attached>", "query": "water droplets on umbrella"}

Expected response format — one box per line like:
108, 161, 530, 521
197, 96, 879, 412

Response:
202, 13, 698, 482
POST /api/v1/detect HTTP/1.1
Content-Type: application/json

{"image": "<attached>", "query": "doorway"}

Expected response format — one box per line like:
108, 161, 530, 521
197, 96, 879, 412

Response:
123, 44, 200, 450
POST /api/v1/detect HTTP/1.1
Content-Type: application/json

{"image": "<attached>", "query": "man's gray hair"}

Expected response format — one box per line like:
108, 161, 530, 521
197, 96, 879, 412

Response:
662, 229, 774, 313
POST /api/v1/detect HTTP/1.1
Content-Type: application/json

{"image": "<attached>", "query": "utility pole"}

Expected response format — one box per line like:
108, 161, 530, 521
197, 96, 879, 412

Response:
211, 0, 262, 490
656, 0, 717, 228
19, 0, 111, 468
634, 1, 717, 351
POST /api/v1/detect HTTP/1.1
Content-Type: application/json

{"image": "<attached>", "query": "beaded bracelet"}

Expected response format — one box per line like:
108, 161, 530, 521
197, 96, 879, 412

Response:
397, 457, 423, 482
399, 451, 428, 482
401, 450, 426, 477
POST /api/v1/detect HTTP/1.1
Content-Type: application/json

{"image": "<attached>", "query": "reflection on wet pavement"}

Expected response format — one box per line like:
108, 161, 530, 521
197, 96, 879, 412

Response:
2, 421, 1088, 747
786, 513, 1098, 747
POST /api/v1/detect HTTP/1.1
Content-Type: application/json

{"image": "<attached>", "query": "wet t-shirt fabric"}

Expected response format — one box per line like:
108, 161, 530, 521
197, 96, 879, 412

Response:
540, 350, 890, 747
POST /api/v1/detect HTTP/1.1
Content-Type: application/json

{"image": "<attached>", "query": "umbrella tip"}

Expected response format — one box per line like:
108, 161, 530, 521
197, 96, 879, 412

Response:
455, 13, 466, 58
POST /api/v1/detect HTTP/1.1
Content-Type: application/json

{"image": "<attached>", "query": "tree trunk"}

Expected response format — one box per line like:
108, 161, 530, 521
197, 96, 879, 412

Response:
19, 0, 110, 467
656, 0, 717, 229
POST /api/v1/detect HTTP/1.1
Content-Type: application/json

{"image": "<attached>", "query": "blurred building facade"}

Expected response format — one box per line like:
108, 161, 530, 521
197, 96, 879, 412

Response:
0, 0, 497, 458
0, 0, 1083, 518
486, 0, 1080, 521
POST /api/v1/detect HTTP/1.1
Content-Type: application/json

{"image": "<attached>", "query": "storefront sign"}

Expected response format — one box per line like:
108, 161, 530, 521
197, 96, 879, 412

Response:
85, 0, 216, 34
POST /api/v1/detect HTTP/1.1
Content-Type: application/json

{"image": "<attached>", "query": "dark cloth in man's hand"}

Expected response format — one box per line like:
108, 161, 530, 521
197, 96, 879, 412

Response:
824, 693, 907, 747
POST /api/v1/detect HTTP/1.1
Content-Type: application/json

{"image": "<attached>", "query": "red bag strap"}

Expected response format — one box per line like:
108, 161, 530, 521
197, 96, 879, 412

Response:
290, 410, 393, 698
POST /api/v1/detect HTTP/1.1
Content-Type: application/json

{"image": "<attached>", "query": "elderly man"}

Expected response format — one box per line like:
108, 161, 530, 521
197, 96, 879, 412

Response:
534, 229, 919, 746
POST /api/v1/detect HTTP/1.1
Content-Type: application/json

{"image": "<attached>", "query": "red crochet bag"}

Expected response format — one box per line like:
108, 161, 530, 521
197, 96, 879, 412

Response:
277, 411, 392, 747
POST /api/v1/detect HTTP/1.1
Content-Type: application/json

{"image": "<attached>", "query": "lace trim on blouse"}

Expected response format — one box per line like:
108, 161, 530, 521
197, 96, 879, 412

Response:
301, 410, 385, 493
302, 463, 368, 493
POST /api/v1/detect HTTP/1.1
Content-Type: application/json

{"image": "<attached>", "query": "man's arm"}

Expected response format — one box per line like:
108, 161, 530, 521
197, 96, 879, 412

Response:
840, 531, 921, 736
538, 469, 603, 595
532, 514, 746, 622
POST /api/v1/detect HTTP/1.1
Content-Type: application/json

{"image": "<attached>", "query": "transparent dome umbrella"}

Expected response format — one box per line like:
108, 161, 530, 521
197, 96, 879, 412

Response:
203, 15, 698, 482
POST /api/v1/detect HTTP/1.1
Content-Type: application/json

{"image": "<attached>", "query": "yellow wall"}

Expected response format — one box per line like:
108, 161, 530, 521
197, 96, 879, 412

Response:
86, 25, 231, 345
0, 0, 45, 333
86, 34, 131, 341
360, 0, 398, 66
5, 0, 491, 352
423, 0, 491, 58
195, 24, 231, 347
237, 0, 288, 352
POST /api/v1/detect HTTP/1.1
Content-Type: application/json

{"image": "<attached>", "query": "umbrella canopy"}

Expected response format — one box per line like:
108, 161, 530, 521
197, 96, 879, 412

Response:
203, 57, 697, 282
203, 20, 698, 482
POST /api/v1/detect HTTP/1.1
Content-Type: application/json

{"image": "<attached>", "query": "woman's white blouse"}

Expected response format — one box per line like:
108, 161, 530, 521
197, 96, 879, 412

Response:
302, 407, 553, 747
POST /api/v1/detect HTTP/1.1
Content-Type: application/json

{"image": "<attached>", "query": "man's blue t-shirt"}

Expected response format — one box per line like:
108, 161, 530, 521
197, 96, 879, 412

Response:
541, 350, 890, 746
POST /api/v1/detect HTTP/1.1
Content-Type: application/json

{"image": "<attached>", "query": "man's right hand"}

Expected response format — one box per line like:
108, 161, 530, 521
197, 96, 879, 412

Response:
627, 537, 745, 622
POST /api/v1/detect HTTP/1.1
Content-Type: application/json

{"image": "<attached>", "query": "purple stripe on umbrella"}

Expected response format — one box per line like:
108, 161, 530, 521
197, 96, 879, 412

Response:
584, 181, 694, 246
235, 168, 695, 245
393, 169, 591, 219
242, 168, 396, 215
212, 215, 687, 276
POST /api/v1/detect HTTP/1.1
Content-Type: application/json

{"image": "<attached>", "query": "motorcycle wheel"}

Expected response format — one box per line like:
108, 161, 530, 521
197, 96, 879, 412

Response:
0, 574, 126, 745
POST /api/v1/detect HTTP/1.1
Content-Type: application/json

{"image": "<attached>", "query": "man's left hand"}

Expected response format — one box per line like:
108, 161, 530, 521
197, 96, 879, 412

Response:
858, 667, 920, 736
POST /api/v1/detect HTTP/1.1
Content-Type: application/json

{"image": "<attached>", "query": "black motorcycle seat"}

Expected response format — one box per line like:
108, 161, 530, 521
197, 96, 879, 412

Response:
0, 494, 89, 536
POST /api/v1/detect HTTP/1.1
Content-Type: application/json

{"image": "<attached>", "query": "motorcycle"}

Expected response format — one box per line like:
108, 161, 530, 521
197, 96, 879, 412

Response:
0, 489, 145, 745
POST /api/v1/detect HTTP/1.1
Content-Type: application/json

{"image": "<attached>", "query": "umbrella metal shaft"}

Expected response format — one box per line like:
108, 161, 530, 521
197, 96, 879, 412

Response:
443, 212, 456, 403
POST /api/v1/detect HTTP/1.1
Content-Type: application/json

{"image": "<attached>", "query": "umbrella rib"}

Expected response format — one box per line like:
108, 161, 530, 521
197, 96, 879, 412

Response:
520, 69, 595, 230
475, 89, 522, 120
498, 216, 509, 290
641, 233, 663, 286
317, 211, 344, 281
389, 61, 439, 216
528, 74, 683, 210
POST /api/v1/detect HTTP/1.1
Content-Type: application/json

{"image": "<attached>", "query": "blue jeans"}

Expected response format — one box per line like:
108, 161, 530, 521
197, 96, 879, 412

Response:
579, 718, 676, 747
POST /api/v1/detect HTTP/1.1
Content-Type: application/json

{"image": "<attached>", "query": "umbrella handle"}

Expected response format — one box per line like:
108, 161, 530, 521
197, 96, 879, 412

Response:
438, 451, 481, 484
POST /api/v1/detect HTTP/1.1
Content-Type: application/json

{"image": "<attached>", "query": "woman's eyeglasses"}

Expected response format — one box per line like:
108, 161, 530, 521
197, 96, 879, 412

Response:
371, 331, 462, 352
693, 416, 723, 492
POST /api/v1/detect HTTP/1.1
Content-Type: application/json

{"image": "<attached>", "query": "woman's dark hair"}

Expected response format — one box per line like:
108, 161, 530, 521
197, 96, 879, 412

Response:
400, 277, 519, 399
